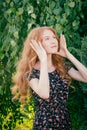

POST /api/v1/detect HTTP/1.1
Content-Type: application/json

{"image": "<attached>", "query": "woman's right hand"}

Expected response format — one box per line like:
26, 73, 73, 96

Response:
30, 40, 47, 63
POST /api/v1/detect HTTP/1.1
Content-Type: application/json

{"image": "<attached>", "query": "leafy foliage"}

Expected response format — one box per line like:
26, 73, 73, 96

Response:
0, 0, 87, 129
79, 37, 87, 130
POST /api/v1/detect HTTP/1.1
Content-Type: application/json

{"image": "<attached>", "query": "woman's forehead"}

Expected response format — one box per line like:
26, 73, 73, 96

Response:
42, 29, 55, 37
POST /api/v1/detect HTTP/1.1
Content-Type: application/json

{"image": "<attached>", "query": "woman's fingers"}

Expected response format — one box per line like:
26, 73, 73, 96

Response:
30, 40, 45, 52
38, 41, 45, 52
30, 40, 47, 61
31, 40, 40, 51
54, 34, 68, 58
30, 42, 36, 51
60, 34, 66, 45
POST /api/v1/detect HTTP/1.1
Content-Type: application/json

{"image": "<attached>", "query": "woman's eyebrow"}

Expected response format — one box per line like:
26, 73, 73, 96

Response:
43, 35, 55, 38
42, 36, 49, 39
44, 36, 49, 38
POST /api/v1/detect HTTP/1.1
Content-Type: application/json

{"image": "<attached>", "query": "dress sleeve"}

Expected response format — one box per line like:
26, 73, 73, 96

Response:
28, 69, 40, 81
64, 61, 73, 72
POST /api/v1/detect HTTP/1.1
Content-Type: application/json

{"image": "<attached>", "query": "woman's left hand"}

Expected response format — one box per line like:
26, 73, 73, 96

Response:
55, 34, 69, 58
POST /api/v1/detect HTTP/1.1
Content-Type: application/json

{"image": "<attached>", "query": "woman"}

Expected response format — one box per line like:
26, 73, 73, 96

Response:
12, 26, 87, 130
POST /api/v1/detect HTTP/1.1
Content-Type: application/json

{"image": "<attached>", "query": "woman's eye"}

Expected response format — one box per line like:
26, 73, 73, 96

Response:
45, 37, 49, 40
53, 36, 56, 39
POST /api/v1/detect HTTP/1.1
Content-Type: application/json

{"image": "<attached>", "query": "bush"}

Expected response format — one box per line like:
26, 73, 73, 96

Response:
0, 0, 87, 129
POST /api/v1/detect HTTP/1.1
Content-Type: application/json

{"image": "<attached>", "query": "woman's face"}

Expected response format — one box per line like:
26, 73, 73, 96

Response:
41, 29, 58, 54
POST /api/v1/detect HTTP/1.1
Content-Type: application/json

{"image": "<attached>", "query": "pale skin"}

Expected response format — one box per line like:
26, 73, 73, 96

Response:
29, 29, 87, 99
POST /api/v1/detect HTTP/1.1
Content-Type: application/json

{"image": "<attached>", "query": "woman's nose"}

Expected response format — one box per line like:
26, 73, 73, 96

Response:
51, 38, 56, 44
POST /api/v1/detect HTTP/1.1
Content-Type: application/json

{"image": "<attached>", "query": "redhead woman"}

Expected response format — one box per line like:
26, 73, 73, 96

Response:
12, 26, 87, 130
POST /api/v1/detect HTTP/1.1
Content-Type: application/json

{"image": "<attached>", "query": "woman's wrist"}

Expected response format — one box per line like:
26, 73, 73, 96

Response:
40, 57, 47, 64
66, 50, 72, 59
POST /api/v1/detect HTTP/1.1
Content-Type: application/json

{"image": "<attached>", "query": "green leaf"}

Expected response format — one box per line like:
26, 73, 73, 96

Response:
27, 6, 34, 14
28, 23, 32, 30
55, 24, 63, 35
10, 2, 14, 7
68, 2, 75, 8
53, 8, 62, 15
13, 0, 19, 4
0, 86, 3, 95
6, 0, 10, 4
17, 8, 23, 15
80, 36, 87, 67
31, 13, 36, 19
0, 52, 3, 60
13, 31, 19, 39
50, 1, 56, 9
10, 40, 16, 47
72, 20, 80, 27
65, 7, 71, 16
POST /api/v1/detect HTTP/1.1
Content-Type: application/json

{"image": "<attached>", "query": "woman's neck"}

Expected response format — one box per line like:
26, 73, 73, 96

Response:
47, 54, 53, 67
46, 54, 56, 71
34, 54, 56, 72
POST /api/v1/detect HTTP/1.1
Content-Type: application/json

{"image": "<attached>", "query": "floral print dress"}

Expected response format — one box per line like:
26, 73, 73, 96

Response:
29, 67, 72, 130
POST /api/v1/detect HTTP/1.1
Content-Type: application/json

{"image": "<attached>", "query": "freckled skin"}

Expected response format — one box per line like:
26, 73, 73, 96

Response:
41, 30, 58, 54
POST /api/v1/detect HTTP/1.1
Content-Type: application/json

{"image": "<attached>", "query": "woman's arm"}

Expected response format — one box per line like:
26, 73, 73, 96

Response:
56, 34, 87, 83
66, 51, 87, 83
29, 40, 50, 99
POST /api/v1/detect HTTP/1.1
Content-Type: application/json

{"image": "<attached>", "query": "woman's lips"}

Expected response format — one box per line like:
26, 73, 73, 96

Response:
51, 45, 57, 48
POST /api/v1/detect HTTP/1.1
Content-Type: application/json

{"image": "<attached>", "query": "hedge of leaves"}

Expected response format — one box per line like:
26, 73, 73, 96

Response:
0, 0, 87, 130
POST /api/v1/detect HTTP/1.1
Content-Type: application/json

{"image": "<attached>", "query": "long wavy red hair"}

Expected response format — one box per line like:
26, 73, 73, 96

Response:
11, 26, 71, 103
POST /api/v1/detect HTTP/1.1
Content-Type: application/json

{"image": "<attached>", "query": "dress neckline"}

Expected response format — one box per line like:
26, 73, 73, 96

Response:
33, 68, 57, 74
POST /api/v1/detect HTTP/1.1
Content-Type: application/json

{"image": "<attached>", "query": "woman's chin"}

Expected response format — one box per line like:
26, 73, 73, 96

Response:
47, 49, 58, 54
52, 49, 58, 54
